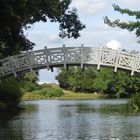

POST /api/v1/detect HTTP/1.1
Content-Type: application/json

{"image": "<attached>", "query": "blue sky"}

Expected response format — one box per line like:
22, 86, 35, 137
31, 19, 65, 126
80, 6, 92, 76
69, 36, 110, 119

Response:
25, 0, 140, 84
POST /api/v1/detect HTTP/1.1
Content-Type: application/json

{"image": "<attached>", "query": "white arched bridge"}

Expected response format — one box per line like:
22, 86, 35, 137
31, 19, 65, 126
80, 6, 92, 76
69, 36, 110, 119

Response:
0, 45, 140, 78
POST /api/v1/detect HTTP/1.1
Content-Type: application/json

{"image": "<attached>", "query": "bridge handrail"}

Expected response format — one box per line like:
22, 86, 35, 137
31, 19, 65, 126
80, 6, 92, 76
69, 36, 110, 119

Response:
0, 46, 140, 78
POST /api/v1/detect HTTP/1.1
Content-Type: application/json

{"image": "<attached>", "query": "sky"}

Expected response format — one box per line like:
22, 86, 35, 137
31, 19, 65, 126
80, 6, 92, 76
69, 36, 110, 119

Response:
25, 0, 140, 84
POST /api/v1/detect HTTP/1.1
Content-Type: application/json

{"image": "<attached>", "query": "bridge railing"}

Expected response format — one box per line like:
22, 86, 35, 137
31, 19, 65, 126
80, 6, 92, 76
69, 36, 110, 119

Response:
0, 46, 140, 78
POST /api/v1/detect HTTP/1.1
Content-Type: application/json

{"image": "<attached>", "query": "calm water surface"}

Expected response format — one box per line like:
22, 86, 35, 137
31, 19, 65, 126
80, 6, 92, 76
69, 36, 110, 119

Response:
0, 99, 140, 140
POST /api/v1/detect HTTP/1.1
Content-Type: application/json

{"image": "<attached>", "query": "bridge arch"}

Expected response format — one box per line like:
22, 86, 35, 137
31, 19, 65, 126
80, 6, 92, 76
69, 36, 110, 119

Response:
0, 46, 140, 78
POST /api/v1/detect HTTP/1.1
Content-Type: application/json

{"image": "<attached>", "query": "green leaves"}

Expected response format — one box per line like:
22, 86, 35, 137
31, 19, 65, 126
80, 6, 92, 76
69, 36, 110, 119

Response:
56, 67, 97, 93
0, 0, 85, 57
104, 4, 140, 41
112, 4, 140, 19
0, 77, 22, 109
59, 8, 85, 38
56, 67, 140, 98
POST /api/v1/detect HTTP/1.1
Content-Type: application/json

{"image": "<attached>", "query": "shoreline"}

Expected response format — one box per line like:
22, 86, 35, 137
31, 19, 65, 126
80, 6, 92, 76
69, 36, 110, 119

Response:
21, 89, 109, 101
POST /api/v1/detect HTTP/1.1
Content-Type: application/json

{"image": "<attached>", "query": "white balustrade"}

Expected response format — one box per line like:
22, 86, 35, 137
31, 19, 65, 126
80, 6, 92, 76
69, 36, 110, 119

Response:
0, 46, 139, 78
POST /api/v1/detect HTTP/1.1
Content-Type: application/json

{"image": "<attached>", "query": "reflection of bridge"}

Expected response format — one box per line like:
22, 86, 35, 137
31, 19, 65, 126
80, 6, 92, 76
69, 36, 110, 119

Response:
0, 45, 140, 78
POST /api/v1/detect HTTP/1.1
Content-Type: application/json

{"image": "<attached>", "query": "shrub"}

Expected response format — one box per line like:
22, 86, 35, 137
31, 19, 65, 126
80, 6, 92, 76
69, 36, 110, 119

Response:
37, 87, 64, 97
22, 92, 44, 100
20, 81, 36, 93
128, 94, 140, 111
22, 86, 64, 100
46, 88, 64, 97
0, 77, 22, 109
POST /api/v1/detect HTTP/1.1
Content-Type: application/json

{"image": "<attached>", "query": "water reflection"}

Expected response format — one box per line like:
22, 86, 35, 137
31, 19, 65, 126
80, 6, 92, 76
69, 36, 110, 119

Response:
0, 110, 22, 140
0, 100, 140, 140
0, 103, 38, 140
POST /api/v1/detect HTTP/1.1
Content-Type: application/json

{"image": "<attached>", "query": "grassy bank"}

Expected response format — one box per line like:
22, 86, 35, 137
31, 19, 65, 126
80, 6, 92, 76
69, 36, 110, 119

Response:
21, 86, 64, 100
57, 90, 106, 100
21, 87, 106, 101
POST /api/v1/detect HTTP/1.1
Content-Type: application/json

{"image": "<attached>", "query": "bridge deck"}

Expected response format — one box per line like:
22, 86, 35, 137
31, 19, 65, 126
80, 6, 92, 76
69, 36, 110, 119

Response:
0, 46, 140, 78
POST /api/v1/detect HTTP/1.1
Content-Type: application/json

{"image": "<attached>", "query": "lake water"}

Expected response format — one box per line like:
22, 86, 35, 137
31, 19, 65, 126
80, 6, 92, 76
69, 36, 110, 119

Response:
0, 99, 140, 140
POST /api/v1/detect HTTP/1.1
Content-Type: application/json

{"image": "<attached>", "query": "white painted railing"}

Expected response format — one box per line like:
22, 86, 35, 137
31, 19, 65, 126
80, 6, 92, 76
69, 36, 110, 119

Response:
0, 46, 140, 78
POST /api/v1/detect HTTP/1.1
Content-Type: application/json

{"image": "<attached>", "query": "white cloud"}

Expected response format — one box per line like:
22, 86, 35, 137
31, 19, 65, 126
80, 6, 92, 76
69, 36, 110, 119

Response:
48, 34, 60, 42
106, 40, 122, 50
71, 0, 107, 15
62, 23, 140, 51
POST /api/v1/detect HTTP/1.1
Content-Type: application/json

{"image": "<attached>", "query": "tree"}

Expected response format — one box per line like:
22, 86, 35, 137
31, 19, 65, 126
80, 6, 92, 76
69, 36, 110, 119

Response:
0, 77, 21, 110
18, 71, 39, 93
93, 68, 114, 93
56, 66, 140, 98
0, 0, 85, 110
0, 0, 85, 58
56, 68, 72, 89
56, 67, 97, 92
104, 4, 140, 41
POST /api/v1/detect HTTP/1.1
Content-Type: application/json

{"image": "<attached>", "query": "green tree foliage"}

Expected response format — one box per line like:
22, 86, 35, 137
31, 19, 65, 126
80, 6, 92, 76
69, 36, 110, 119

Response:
0, 72, 39, 110
56, 67, 140, 98
104, 4, 140, 41
56, 67, 97, 92
0, 0, 85, 57
93, 68, 114, 93
0, 77, 22, 110
22, 71, 38, 83
22, 85, 64, 100
19, 71, 39, 93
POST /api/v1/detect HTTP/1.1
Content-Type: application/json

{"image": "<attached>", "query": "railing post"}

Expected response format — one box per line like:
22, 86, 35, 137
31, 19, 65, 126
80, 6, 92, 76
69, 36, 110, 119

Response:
44, 46, 50, 70
26, 51, 33, 72
97, 47, 102, 70
9, 57, 17, 77
114, 50, 120, 72
63, 44, 67, 69
131, 54, 138, 76
81, 44, 84, 69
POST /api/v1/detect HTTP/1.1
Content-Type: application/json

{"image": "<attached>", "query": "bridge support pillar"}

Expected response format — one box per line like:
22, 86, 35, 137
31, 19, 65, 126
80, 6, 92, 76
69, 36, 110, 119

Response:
114, 50, 120, 72
51, 67, 54, 72
131, 71, 134, 76
66, 65, 69, 71
97, 48, 101, 70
